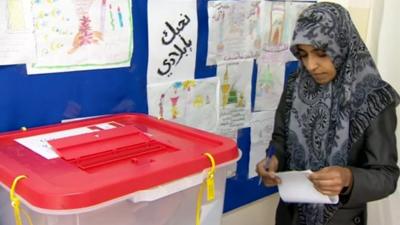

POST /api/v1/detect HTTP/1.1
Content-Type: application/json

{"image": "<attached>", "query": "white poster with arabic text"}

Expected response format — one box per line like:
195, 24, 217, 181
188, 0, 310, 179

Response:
147, 0, 198, 84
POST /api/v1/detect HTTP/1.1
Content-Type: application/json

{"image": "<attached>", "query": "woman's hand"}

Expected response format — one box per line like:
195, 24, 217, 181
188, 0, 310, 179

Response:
308, 166, 353, 196
256, 156, 281, 187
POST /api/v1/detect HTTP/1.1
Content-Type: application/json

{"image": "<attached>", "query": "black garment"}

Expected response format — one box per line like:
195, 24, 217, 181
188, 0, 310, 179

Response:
271, 87, 399, 225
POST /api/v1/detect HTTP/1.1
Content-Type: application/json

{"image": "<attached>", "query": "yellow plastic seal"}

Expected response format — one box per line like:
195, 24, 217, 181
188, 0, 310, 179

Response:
10, 175, 33, 225
195, 153, 217, 225
203, 153, 216, 201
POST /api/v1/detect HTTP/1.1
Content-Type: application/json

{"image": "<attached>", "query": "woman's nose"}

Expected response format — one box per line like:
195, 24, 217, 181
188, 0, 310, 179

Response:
304, 56, 319, 72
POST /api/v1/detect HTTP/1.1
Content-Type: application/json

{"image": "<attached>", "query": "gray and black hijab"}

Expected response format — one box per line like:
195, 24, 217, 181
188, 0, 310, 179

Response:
284, 2, 399, 225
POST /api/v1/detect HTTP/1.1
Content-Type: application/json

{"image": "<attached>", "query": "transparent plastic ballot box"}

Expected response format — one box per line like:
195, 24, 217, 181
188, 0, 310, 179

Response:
0, 113, 239, 225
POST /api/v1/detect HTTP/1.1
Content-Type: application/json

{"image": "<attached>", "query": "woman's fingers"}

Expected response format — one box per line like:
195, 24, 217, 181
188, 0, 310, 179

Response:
256, 158, 281, 187
262, 172, 282, 186
312, 182, 343, 195
309, 166, 353, 196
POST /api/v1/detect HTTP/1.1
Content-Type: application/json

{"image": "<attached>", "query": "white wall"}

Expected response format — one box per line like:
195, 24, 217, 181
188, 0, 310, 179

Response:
368, 0, 400, 224
221, 1, 400, 225
222, 194, 279, 225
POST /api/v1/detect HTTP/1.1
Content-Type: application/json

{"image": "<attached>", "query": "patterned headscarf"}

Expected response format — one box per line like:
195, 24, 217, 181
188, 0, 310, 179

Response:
285, 2, 400, 225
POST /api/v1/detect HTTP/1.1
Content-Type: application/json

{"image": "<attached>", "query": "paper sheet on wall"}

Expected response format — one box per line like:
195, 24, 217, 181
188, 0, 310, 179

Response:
216, 60, 253, 136
248, 111, 275, 178
26, 0, 133, 74
207, 1, 262, 65
260, 1, 288, 53
207, 1, 312, 65
147, 77, 219, 132
260, 1, 312, 61
147, 0, 197, 84
218, 129, 239, 141
254, 53, 285, 111
0, 0, 34, 65
277, 170, 339, 204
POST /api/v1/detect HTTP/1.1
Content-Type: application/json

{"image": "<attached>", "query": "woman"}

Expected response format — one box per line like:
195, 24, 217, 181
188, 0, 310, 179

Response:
256, 2, 399, 225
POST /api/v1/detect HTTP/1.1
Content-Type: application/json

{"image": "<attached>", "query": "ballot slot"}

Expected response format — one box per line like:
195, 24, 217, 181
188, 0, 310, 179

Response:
48, 125, 178, 170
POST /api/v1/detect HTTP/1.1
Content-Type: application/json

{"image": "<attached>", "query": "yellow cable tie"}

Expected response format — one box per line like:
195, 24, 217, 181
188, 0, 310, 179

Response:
21, 208, 34, 225
10, 175, 33, 225
203, 153, 216, 201
195, 182, 205, 225
195, 153, 217, 225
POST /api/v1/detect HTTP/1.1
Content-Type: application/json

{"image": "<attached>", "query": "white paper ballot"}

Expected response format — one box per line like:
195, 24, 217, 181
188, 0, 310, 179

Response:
276, 170, 339, 204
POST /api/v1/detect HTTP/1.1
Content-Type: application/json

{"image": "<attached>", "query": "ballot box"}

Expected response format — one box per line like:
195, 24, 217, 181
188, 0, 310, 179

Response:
0, 114, 239, 225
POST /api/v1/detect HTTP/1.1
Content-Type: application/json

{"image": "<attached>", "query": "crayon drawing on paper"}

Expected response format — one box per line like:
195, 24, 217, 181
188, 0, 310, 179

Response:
147, 78, 219, 132
261, 1, 313, 55
27, 0, 133, 74
248, 111, 275, 178
254, 61, 285, 111
0, 0, 34, 65
208, 1, 262, 64
217, 61, 253, 136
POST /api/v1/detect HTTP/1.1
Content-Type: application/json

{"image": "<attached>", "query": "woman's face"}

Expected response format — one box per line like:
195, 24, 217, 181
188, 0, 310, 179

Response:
297, 44, 337, 85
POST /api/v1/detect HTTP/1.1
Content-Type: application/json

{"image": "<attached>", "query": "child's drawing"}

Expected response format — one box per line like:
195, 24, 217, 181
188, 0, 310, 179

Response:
68, 0, 103, 54
148, 78, 219, 132
216, 61, 253, 133
207, 1, 261, 64
28, 0, 133, 74
6, 0, 26, 32
254, 61, 285, 111
263, 1, 287, 52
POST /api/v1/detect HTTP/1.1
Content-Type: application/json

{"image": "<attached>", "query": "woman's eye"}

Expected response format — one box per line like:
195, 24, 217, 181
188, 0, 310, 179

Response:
316, 50, 327, 57
298, 52, 307, 58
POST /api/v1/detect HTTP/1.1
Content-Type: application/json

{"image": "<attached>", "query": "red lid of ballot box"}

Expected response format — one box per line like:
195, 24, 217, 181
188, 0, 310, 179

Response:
0, 114, 238, 210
